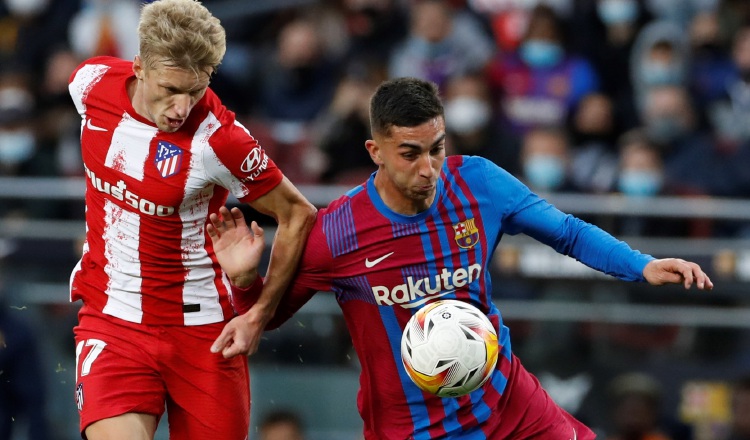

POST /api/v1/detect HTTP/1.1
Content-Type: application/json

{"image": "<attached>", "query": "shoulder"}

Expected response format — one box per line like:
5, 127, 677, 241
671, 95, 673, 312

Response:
320, 183, 367, 216
443, 155, 501, 178
70, 56, 129, 82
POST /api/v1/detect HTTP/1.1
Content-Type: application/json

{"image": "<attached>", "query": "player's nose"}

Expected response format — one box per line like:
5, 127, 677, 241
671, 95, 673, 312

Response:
173, 94, 191, 119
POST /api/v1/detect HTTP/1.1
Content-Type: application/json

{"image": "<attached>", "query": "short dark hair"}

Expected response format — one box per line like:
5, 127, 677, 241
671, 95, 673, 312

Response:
260, 409, 304, 431
369, 77, 444, 137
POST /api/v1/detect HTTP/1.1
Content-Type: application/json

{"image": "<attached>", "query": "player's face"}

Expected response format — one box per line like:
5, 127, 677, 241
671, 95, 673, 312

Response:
366, 116, 446, 215
131, 57, 211, 133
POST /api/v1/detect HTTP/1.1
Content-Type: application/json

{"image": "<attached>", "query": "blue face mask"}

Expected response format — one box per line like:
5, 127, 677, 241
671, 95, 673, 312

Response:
618, 170, 663, 197
640, 61, 682, 86
519, 40, 563, 69
524, 155, 565, 191
597, 0, 638, 25
0, 130, 35, 165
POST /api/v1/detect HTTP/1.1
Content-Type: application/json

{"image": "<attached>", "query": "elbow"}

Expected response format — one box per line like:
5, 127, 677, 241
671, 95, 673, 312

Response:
297, 201, 317, 234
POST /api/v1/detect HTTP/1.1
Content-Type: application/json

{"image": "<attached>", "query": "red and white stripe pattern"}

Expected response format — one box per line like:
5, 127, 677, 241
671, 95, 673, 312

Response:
68, 57, 282, 326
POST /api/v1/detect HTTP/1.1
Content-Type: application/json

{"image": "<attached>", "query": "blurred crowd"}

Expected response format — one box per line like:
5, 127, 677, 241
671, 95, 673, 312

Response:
3, 0, 750, 229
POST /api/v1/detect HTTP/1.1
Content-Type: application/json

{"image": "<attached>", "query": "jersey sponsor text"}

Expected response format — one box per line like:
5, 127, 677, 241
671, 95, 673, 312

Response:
84, 165, 175, 217
372, 263, 482, 308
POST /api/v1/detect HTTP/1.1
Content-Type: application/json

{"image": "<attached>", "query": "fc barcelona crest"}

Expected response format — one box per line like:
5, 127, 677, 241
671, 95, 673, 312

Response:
453, 218, 479, 249
155, 140, 183, 178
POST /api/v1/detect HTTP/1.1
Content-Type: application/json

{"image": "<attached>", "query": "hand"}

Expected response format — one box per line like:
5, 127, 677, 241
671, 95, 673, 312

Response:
207, 206, 264, 288
642, 258, 714, 290
210, 306, 271, 358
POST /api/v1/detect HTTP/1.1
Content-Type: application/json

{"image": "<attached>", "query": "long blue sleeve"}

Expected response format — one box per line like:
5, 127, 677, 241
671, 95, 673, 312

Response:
479, 158, 654, 281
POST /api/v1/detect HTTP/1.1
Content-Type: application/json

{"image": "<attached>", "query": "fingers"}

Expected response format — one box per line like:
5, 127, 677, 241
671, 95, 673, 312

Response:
250, 221, 264, 238
670, 260, 714, 290
210, 327, 232, 354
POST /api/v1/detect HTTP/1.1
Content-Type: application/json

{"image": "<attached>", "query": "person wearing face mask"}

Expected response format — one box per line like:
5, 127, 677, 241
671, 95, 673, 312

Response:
638, 84, 741, 200
0, 74, 37, 175
519, 127, 580, 194
613, 130, 695, 237
629, 20, 690, 112
486, 5, 600, 140
443, 74, 518, 172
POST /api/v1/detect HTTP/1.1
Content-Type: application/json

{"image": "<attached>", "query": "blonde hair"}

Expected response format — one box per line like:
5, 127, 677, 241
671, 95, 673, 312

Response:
138, 0, 226, 76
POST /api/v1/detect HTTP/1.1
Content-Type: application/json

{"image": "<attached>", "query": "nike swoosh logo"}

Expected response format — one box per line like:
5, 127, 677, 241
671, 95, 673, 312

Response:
570, 428, 576, 440
365, 252, 394, 268
86, 119, 107, 132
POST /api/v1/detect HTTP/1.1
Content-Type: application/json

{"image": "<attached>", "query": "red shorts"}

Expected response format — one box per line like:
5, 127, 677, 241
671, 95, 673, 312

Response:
487, 355, 596, 439
73, 305, 250, 440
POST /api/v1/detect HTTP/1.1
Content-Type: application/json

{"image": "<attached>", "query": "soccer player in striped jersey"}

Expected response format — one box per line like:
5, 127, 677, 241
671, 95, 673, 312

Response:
67, 1, 316, 439
208, 77, 713, 439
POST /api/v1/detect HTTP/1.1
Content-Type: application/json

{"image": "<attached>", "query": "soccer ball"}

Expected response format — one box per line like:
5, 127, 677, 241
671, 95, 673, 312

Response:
400, 299, 499, 398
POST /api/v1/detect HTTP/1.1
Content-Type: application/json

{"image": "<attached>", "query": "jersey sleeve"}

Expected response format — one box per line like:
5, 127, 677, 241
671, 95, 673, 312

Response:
480, 159, 654, 281
203, 114, 283, 203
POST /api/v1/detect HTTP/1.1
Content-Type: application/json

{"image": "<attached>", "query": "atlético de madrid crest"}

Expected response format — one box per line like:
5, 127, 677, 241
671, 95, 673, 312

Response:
155, 140, 183, 178
453, 218, 479, 249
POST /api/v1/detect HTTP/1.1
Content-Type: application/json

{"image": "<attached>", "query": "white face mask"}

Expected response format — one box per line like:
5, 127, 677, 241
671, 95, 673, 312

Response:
0, 130, 35, 165
444, 97, 491, 135
4, 0, 49, 16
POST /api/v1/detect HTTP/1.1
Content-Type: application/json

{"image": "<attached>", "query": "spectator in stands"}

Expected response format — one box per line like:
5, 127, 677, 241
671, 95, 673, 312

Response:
612, 130, 689, 237
0, 69, 36, 178
389, 0, 495, 90
341, 0, 408, 65
605, 372, 685, 440
569, 93, 620, 194
315, 58, 384, 184
572, 0, 650, 131
639, 83, 750, 199
37, 47, 82, 178
630, 20, 690, 111
259, 409, 306, 440
518, 127, 578, 193
687, 10, 735, 112
252, 17, 339, 128
443, 73, 517, 172
486, 4, 599, 140
727, 374, 750, 440
706, 22, 750, 147
1, 0, 79, 78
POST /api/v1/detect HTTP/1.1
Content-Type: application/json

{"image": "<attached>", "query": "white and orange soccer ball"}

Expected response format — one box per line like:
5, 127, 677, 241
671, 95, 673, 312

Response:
400, 299, 499, 398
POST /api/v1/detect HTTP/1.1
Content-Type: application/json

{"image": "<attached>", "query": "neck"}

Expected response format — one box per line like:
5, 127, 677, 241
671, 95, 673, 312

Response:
373, 171, 434, 216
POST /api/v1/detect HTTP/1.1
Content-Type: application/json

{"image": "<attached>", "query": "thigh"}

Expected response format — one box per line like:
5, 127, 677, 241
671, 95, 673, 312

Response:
161, 324, 250, 440
74, 310, 167, 436
485, 356, 595, 440
85, 413, 158, 440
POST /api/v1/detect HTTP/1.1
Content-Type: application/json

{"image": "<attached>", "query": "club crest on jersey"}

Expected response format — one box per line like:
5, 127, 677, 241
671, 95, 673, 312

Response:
453, 218, 479, 249
154, 141, 183, 178
76, 383, 84, 411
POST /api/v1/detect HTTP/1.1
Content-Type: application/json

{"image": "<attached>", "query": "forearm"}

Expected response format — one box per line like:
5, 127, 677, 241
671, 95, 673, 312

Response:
254, 203, 316, 315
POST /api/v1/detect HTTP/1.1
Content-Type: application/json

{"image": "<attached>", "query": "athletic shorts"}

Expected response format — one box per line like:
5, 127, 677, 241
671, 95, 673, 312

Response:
73, 305, 250, 440
486, 355, 595, 439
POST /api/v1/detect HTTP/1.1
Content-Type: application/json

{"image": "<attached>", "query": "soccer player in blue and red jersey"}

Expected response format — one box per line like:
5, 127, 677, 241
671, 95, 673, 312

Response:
209, 77, 713, 440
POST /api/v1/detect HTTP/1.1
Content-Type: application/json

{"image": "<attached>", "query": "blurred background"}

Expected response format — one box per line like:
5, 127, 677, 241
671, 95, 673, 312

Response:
2, 0, 750, 439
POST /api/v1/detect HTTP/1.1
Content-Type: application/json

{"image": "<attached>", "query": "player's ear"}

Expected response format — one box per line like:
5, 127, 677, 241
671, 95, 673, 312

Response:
365, 139, 383, 166
133, 56, 144, 81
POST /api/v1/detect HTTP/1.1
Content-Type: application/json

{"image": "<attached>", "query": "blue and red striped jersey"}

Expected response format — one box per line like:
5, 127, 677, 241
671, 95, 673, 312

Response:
266, 155, 653, 439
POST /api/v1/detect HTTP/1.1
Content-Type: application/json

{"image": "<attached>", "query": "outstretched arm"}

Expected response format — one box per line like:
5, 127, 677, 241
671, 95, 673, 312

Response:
642, 258, 714, 290
209, 177, 316, 358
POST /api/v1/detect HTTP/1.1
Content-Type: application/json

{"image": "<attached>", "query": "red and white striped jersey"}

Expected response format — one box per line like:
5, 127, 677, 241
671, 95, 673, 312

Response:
68, 56, 283, 326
